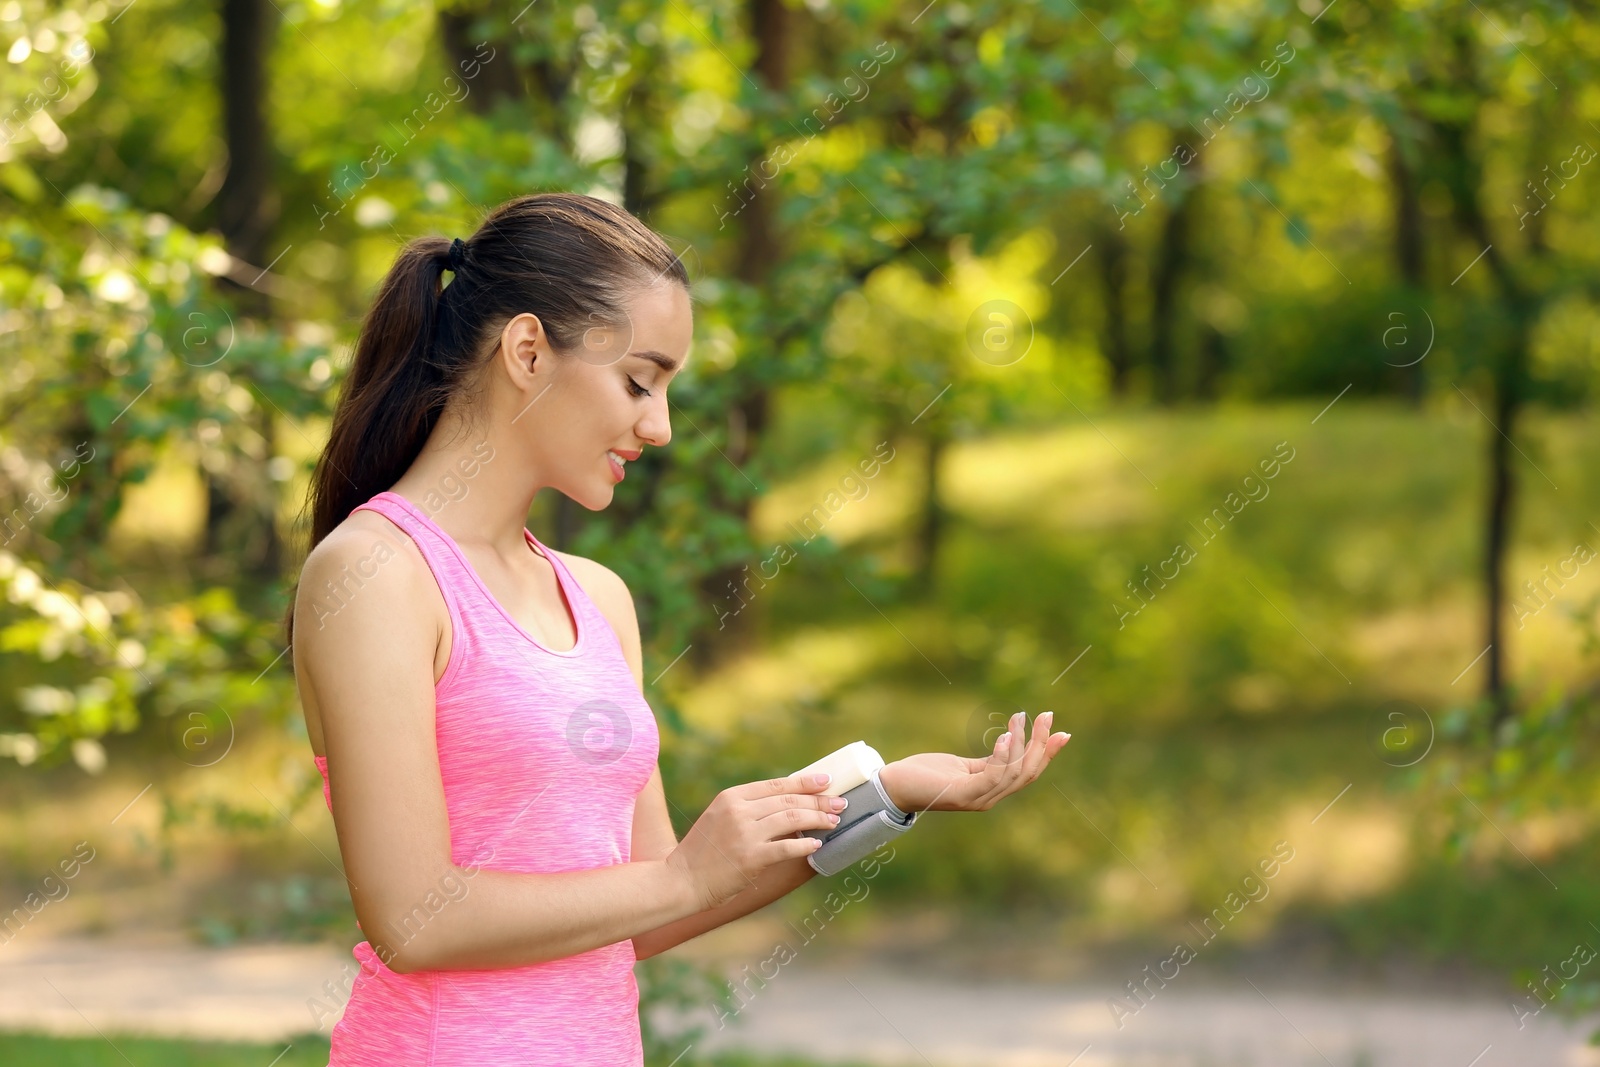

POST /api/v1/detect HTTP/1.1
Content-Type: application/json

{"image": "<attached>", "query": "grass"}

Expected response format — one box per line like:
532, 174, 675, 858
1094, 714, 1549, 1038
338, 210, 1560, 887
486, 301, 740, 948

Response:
0, 1030, 860, 1067
0, 1031, 331, 1067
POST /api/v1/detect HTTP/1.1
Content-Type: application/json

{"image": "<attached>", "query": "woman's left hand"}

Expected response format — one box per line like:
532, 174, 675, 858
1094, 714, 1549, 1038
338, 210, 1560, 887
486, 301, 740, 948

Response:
878, 711, 1069, 814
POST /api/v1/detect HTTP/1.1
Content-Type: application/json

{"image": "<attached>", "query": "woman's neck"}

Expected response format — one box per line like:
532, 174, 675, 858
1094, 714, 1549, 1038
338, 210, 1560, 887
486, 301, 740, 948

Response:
389, 409, 540, 554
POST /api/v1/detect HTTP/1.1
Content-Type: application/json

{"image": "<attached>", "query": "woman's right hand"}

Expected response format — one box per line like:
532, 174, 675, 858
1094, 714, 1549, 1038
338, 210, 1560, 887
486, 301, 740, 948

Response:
665, 773, 845, 910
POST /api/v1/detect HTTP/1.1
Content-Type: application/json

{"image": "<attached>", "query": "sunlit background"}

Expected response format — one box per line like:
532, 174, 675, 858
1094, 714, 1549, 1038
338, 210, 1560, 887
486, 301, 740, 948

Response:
1, 0, 1598, 1064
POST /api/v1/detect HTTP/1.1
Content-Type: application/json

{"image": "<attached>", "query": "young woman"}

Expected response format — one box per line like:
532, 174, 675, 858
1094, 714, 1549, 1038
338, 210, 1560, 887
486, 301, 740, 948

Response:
288, 192, 1071, 1065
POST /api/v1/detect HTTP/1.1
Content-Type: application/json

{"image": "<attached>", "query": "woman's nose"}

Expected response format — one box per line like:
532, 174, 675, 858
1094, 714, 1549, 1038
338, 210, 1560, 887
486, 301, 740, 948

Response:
638, 401, 672, 448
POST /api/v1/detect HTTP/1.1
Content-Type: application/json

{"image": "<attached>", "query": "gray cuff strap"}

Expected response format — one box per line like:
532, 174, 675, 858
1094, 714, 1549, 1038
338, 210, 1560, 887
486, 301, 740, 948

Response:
802, 767, 918, 876
806, 810, 915, 876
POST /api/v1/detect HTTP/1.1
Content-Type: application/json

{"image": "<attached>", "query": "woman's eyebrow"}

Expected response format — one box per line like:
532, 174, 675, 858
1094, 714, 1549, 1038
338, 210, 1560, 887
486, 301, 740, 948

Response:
630, 350, 680, 373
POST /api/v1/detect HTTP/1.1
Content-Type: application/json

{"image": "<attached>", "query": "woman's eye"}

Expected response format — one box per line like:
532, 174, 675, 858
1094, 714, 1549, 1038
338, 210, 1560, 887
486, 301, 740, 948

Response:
626, 377, 653, 398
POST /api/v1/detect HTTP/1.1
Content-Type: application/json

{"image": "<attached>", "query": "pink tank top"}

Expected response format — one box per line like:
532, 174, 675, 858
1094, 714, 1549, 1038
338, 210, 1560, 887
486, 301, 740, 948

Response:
312, 490, 660, 1065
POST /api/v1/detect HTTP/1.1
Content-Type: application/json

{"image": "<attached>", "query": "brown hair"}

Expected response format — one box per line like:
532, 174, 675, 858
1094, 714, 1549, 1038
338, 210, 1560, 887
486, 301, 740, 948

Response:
286, 193, 689, 644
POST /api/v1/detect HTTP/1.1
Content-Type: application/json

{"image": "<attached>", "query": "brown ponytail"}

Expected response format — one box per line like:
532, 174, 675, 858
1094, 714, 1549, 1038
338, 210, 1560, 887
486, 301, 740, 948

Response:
285, 193, 689, 645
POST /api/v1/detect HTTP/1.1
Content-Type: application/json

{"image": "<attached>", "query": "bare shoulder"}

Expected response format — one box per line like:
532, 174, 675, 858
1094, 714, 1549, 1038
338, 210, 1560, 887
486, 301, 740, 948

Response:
292, 510, 445, 755
551, 550, 637, 627
293, 510, 448, 669
296, 511, 434, 620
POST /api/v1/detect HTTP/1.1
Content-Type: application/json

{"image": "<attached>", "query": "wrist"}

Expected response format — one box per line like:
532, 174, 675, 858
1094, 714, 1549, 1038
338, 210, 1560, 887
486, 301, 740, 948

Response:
876, 762, 917, 816
807, 767, 921, 876
657, 853, 707, 917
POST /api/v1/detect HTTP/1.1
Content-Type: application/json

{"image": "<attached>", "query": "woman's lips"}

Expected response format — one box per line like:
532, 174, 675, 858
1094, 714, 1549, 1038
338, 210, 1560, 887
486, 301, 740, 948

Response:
606, 452, 625, 481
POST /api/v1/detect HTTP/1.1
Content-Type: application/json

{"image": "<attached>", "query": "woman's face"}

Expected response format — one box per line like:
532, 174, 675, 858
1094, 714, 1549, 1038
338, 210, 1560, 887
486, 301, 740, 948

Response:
496, 280, 693, 509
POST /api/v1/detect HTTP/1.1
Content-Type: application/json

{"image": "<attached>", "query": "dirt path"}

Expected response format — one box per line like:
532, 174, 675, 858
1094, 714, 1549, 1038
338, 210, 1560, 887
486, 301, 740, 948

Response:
671, 963, 1596, 1067
2, 936, 1595, 1066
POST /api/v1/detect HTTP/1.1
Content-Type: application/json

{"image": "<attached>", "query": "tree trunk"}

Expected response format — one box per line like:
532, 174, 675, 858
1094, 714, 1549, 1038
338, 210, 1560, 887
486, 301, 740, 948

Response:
1147, 202, 1187, 401
621, 79, 654, 219
216, 0, 278, 272
437, 5, 525, 115
1388, 133, 1425, 289
1148, 135, 1201, 402
1096, 224, 1132, 395
210, 0, 282, 581
1386, 127, 1427, 404
250, 405, 283, 581
694, 0, 790, 667
912, 433, 945, 594
1425, 24, 1532, 724
1484, 381, 1515, 724
1195, 323, 1227, 400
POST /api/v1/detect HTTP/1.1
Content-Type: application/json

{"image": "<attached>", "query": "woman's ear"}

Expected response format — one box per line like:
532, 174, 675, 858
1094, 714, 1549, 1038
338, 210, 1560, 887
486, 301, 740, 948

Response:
498, 312, 548, 384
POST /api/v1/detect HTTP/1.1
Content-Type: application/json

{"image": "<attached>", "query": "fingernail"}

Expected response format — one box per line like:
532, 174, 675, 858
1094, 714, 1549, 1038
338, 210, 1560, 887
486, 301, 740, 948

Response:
831, 797, 848, 811
812, 773, 831, 786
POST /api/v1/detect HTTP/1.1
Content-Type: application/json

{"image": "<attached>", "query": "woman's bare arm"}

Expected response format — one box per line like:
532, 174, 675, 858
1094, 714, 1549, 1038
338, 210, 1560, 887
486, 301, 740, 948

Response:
628, 764, 819, 959
633, 855, 817, 960
294, 521, 705, 974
